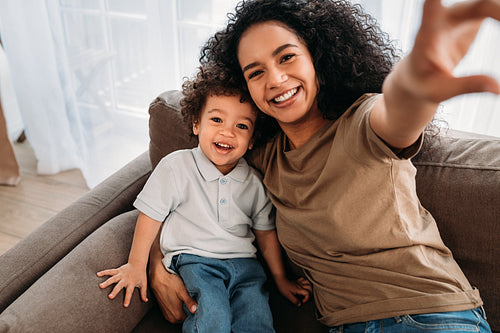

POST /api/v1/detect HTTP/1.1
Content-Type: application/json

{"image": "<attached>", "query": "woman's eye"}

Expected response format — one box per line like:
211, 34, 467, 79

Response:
210, 117, 222, 123
237, 124, 249, 130
281, 54, 294, 63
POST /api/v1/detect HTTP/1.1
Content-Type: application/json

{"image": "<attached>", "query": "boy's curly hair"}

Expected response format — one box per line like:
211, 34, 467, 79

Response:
200, 0, 399, 141
180, 62, 270, 148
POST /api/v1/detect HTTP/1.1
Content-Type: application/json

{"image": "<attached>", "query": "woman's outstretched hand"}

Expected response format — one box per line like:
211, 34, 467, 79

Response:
407, 0, 500, 102
374, 0, 500, 149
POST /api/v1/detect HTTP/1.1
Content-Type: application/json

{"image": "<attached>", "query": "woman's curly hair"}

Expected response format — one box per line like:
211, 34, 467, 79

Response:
180, 62, 269, 147
200, 0, 399, 140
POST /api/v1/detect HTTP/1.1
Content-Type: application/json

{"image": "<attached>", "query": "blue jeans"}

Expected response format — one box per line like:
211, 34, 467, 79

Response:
170, 253, 275, 333
329, 307, 492, 333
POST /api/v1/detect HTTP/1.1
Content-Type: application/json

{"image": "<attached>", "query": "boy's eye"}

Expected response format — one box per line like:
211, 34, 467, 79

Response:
210, 117, 222, 123
237, 124, 249, 130
248, 70, 263, 79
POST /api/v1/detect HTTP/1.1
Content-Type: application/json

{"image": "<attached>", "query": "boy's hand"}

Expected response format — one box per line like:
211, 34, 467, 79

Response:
275, 276, 312, 307
97, 263, 149, 307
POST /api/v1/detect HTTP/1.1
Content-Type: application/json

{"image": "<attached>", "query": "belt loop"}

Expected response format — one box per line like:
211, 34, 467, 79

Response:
479, 305, 487, 320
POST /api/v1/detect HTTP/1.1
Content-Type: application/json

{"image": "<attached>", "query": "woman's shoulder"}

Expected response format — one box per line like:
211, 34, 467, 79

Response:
343, 93, 381, 119
245, 134, 282, 173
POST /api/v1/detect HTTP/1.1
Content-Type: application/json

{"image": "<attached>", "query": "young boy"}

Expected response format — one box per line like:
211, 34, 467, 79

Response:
97, 63, 310, 333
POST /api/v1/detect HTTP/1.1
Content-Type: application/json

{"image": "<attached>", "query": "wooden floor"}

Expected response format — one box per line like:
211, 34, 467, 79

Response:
0, 140, 89, 255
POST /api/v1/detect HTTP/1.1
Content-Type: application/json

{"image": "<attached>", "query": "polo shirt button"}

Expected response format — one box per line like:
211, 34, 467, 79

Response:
220, 178, 227, 185
220, 198, 227, 205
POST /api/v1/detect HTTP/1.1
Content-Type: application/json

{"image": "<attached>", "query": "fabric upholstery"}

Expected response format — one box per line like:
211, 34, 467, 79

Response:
413, 132, 500, 329
0, 211, 151, 332
0, 153, 151, 313
148, 91, 197, 169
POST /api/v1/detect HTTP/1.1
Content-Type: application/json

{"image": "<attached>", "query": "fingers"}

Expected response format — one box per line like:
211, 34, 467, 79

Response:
150, 272, 195, 323
139, 285, 149, 303
96, 268, 118, 278
427, 74, 500, 102
448, 0, 500, 21
124, 285, 134, 307
98, 275, 120, 289
178, 287, 198, 314
297, 277, 312, 292
109, 281, 125, 301
97, 267, 150, 307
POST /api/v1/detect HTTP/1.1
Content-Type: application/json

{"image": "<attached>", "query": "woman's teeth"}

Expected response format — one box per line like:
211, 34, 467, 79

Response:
273, 88, 298, 103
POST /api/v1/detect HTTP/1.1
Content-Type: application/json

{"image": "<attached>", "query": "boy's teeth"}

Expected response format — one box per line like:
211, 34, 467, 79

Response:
274, 88, 298, 103
216, 143, 232, 149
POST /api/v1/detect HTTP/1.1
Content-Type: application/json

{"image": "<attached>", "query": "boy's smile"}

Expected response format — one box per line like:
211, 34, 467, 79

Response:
193, 94, 256, 175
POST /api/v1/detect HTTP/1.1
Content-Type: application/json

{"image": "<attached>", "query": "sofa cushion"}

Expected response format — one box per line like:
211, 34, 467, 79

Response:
413, 130, 500, 330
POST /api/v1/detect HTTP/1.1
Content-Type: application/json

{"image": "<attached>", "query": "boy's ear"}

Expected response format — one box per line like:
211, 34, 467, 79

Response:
192, 120, 199, 135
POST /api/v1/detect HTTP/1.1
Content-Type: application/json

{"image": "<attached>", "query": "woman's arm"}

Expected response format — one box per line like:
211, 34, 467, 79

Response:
371, 0, 500, 149
148, 232, 198, 323
254, 229, 312, 306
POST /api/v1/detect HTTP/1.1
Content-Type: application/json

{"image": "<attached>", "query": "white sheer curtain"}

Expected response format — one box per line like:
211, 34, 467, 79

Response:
0, 0, 238, 188
0, 0, 498, 188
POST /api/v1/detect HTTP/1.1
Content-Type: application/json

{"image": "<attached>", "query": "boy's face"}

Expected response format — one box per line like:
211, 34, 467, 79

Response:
193, 94, 257, 175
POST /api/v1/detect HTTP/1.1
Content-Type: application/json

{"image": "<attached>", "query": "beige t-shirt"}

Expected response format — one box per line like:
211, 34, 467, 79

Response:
247, 94, 482, 326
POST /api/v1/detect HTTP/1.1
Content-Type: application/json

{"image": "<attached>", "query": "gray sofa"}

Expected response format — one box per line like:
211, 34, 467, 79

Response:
0, 91, 498, 332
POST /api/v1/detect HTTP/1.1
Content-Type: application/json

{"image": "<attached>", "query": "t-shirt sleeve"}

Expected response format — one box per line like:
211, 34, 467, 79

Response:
342, 94, 423, 163
250, 177, 276, 231
133, 157, 180, 222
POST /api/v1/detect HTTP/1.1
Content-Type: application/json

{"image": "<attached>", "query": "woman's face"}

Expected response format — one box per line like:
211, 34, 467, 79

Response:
237, 21, 321, 129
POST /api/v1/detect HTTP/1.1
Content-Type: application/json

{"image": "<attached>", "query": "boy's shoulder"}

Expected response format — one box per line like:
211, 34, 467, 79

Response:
157, 148, 197, 168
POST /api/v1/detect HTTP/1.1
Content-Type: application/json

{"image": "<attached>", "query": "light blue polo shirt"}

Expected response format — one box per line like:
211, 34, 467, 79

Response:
133, 146, 275, 272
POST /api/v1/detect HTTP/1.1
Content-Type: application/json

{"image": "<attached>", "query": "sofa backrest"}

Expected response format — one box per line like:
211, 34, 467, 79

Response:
149, 90, 499, 331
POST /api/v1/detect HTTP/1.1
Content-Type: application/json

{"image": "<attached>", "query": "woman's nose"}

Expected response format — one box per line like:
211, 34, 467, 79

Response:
267, 67, 287, 88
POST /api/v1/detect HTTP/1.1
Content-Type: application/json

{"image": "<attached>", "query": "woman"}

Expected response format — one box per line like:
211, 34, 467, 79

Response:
149, 0, 499, 331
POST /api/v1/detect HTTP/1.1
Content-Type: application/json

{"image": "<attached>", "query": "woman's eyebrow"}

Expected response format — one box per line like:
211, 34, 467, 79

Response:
242, 43, 298, 74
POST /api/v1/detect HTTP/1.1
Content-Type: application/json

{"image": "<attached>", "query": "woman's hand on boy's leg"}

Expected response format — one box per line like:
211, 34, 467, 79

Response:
97, 263, 149, 307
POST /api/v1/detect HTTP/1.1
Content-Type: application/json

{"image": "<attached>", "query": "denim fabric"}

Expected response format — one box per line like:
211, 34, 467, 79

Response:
171, 254, 275, 333
329, 307, 492, 333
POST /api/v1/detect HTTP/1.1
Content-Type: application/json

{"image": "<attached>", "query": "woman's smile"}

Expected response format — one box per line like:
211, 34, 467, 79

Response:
272, 87, 299, 104
238, 21, 327, 147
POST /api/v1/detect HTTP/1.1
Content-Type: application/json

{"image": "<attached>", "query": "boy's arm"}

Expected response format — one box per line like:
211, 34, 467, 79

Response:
97, 212, 162, 307
371, 0, 500, 150
254, 229, 311, 306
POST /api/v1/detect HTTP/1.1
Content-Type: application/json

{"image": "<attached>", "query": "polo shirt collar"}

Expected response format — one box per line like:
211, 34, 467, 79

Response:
193, 145, 250, 183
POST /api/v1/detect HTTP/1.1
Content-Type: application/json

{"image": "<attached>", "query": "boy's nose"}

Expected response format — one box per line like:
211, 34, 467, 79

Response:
220, 126, 236, 137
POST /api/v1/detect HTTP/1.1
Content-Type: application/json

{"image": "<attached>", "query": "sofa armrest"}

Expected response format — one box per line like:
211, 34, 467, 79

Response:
0, 152, 152, 312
